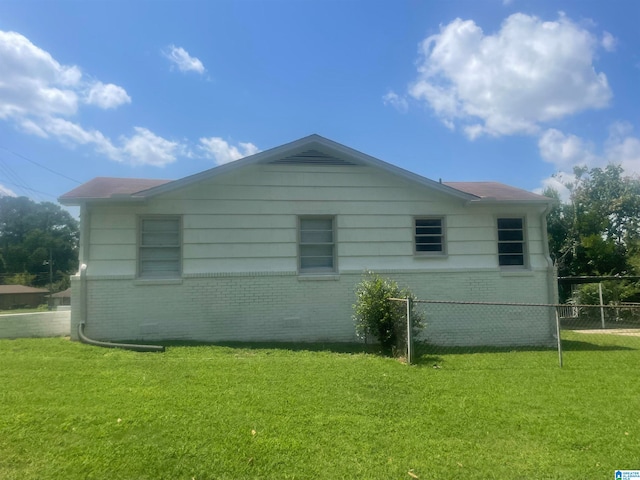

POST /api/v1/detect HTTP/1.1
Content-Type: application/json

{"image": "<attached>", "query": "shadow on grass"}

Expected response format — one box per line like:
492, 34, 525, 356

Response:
560, 339, 637, 351
410, 344, 554, 368
104, 336, 637, 365
153, 339, 385, 356
416, 343, 555, 355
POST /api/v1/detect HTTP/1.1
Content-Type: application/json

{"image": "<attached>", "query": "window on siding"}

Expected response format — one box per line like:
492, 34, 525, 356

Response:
299, 217, 335, 273
139, 217, 181, 278
497, 218, 525, 267
415, 217, 445, 254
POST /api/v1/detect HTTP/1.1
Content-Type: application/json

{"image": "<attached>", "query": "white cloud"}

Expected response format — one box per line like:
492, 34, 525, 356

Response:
121, 127, 179, 167
164, 45, 205, 74
535, 171, 573, 202
538, 129, 597, 170
409, 13, 612, 138
199, 137, 260, 165
605, 122, 640, 174
382, 91, 408, 113
602, 31, 617, 52
0, 29, 129, 120
0, 184, 17, 197
0, 29, 184, 167
537, 123, 640, 197
85, 82, 131, 109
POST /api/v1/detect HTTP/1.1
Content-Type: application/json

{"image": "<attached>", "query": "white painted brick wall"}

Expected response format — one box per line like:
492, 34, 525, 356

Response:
0, 310, 71, 339
72, 269, 555, 347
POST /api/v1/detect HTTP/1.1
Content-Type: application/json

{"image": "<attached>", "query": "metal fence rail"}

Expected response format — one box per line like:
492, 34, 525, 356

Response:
388, 298, 640, 367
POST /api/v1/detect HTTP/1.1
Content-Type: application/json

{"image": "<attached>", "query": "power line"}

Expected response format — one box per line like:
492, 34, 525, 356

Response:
0, 178, 58, 199
0, 156, 46, 201
0, 146, 82, 184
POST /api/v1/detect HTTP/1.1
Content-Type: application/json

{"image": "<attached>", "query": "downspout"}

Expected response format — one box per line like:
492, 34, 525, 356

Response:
78, 322, 164, 352
77, 203, 165, 353
541, 202, 559, 345
541, 203, 559, 305
77, 203, 90, 341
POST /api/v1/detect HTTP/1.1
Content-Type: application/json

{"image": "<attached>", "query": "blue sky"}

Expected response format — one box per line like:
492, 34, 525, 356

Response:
0, 0, 639, 211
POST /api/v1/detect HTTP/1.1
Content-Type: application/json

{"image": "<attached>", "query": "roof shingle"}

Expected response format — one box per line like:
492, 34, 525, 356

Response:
0, 285, 49, 295
443, 182, 551, 202
59, 177, 171, 201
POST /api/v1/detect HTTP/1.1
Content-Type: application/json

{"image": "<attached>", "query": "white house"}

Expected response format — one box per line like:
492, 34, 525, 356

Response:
59, 135, 557, 346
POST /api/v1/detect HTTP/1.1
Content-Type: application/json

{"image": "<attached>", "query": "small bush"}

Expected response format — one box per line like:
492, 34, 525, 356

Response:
574, 280, 640, 305
353, 272, 424, 355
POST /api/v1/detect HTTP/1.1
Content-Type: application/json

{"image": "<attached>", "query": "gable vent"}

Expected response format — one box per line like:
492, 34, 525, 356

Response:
268, 149, 359, 166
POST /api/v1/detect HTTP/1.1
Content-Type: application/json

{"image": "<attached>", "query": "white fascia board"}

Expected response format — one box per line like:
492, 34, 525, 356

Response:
465, 198, 556, 207
58, 196, 148, 206
135, 134, 477, 202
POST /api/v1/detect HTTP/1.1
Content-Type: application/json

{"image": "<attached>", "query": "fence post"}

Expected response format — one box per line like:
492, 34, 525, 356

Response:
406, 297, 413, 365
555, 307, 563, 368
598, 282, 606, 329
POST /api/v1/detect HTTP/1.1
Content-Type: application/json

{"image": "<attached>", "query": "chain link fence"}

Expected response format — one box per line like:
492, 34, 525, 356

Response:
389, 298, 640, 367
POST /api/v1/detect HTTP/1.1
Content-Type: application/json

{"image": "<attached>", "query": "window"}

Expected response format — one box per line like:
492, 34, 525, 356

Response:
299, 216, 335, 273
415, 217, 445, 254
139, 216, 181, 278
497, 218, 525, 267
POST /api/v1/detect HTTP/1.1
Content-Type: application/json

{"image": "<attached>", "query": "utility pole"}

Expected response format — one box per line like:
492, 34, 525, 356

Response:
48, 249, 53, 310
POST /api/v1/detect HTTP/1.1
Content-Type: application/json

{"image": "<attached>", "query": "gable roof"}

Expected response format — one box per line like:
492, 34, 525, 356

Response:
49, 288, 71, 298
0, 285, 49, 295
59, 134, 552, 206
59, 177, 171, 202
443, 182, 551, 203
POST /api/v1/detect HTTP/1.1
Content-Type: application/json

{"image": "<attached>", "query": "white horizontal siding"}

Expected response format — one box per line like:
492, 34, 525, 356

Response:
91, 228, 136, 245
90, 244, 136, 261
184, 228, 294, 244
85, 164, 550, 277
183, 258, 293, 273
184, 214, 295, 229
338, 227, 412, 243
144, 199, 463, 216
184, 243, 295, 259
167, 184, 444, 202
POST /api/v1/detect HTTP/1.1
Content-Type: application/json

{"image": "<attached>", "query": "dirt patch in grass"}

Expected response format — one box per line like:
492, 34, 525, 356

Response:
573, 328, 640, 336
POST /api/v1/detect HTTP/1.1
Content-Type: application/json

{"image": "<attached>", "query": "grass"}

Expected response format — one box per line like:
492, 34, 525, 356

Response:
1, 334, 639, 479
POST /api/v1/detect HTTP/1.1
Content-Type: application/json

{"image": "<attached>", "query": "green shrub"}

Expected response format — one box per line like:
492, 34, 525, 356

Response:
574, 280, 640, 305
352, 272, 424, 355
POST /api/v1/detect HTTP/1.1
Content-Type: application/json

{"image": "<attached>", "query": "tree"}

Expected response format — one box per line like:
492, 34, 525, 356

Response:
545, 165, 640, 302
0, 196, 79, 289
353, 272, 424, 355
546, 165, 640, 278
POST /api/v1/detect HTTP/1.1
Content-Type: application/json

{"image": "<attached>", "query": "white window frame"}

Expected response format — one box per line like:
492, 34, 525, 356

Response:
414, 216, 446, 256
497, 217, 527, 268
298, 216, 336, 274
138, 215, 182, 279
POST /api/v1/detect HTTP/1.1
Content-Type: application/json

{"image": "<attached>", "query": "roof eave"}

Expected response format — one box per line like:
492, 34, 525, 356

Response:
58, 195, 147, 206
135, 134, 478, 202
466, 198, 556, 206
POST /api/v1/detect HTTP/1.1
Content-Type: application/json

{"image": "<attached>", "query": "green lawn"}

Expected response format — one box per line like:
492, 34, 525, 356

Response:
1, 335, 639, 479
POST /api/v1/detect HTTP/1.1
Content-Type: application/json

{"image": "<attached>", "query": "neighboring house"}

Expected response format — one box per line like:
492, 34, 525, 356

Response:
49, 288, 71, 308
59, 135, 557, 346
0, 285, 49, 309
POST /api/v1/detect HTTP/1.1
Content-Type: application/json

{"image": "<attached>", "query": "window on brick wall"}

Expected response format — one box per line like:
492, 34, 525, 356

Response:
298, 216, 336, 273
138, 216, 181, 278
414, 217, 445, 255
497, 217, 526, 267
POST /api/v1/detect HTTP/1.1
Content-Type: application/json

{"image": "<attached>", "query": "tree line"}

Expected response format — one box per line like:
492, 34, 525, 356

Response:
0, 196, 78, 292
545, 164, 640, 303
